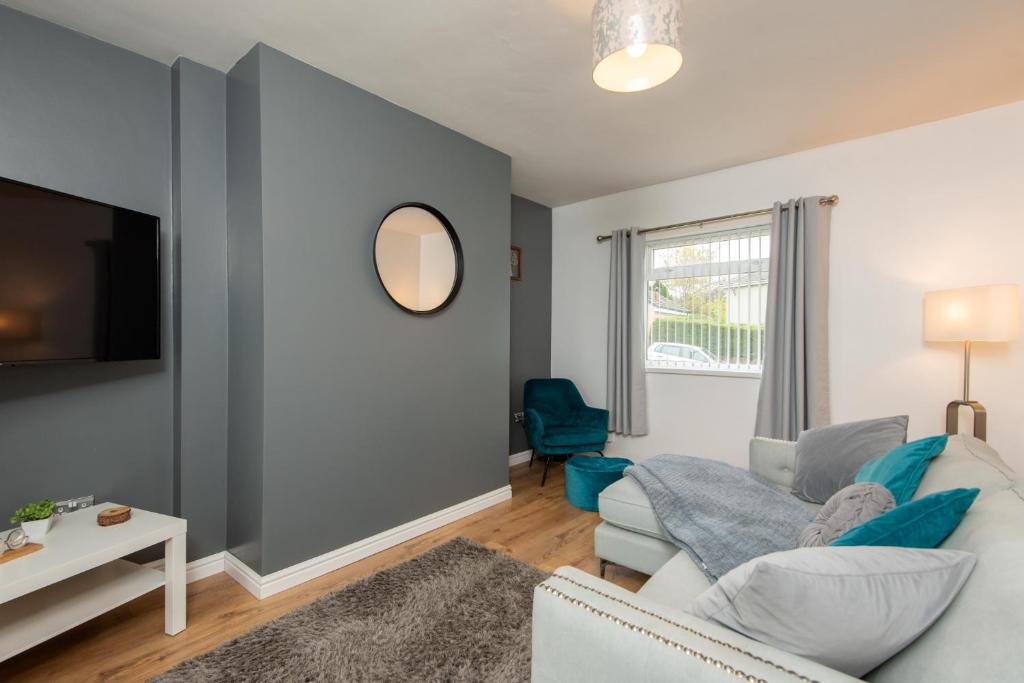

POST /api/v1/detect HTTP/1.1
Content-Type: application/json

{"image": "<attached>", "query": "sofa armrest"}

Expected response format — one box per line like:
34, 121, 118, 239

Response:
749, 437, 797, 489
524, 408, 545, 449
533, 567, 855, 683
578, 405, 610, 430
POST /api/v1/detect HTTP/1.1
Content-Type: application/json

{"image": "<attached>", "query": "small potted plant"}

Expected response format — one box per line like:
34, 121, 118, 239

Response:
11, 499, 56, 542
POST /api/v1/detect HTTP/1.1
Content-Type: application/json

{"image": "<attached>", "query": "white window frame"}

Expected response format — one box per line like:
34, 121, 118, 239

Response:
643, 217, 771, 379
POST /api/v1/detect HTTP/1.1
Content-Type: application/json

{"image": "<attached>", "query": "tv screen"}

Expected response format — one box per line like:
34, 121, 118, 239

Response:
0, 177, 160, 366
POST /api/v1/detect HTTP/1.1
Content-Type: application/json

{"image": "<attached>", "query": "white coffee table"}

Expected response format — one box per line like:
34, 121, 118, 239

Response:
0, 502, 187, 661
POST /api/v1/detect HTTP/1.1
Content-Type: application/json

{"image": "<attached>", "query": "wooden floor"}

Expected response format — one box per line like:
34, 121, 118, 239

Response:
0, 462, 648, 682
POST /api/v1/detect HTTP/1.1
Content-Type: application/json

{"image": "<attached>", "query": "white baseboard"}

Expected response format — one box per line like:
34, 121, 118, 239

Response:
223, 552, 262, 598
224, 485, 513, 600
508, 449, 532, 466
144, 551, 225, 584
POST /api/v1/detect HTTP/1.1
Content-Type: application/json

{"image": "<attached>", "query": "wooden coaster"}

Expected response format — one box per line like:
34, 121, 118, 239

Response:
0, 542, 43, 564
97, 506, 132, 527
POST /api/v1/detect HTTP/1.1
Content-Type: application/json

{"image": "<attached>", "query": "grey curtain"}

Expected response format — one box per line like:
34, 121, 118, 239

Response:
755, 198, 832, 440
607, 228, 648, 435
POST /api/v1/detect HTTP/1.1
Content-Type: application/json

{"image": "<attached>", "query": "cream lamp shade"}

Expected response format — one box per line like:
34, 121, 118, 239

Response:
592, 0, 684, 93
923, 284, 1020, 343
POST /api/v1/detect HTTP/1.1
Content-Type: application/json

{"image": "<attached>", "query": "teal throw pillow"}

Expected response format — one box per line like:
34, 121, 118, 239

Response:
855, 434, 948, 504
831, 487, 980, 548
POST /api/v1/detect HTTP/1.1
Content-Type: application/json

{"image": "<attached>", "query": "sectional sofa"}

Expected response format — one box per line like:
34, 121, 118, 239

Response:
532, 435, 1024, 681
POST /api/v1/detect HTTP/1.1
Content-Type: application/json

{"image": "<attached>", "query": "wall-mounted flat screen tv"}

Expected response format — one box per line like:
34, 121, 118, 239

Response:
0, 177, 160, 366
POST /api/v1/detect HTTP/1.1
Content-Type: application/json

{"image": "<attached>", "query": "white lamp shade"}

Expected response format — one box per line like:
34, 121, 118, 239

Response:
923, 284, 1020, 342
592, 0, 684, 93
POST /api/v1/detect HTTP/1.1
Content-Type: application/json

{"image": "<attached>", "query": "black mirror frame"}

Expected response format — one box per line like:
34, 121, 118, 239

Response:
373, 202, 464, 316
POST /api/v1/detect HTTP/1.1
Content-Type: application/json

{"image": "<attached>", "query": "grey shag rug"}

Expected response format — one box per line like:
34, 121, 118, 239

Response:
152, 538, 548, 682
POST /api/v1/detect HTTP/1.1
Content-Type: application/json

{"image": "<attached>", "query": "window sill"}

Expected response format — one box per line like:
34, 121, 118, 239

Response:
645, 366, 762, 379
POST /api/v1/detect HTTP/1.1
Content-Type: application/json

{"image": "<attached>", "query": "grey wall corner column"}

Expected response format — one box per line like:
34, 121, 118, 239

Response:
225, 45, 267, 574
509, 195, 553, 455
171, 58, 230, 561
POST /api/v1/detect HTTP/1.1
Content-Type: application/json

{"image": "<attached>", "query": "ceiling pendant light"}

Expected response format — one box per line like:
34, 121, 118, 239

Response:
592, 0, 684, 93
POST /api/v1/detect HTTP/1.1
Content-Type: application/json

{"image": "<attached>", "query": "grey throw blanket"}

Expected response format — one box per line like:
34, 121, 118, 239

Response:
626, 454, 815, 580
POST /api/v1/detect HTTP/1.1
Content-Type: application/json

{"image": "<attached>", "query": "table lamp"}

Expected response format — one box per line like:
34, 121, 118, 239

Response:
923, 284, 1020, 440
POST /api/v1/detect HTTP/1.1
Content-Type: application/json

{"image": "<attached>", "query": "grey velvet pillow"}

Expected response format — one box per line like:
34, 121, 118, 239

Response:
687, 546, 976, 677
792, 415, 908, 503
798, 482, 895, 547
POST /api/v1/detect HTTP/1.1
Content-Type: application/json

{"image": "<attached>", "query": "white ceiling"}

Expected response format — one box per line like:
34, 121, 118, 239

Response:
4, 0, 1023, 207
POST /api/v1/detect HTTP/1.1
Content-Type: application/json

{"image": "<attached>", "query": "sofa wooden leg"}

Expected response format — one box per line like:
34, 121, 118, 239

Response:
599, 559, 609, 578
541, 455, 551, 486
529, 449, 535, 468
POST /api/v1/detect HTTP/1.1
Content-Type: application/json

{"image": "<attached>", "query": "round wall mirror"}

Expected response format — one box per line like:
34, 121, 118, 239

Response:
373, 203, 463, 315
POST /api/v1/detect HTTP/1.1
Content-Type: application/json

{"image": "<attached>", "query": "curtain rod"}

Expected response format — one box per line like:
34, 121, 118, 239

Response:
594, 195, 839, 243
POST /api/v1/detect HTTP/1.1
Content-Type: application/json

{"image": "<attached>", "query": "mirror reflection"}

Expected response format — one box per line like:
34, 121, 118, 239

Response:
374, 204, 462, 314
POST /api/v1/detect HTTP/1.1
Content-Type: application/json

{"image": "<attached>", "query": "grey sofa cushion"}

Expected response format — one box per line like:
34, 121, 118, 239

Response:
913, 434, 1014, 501
687, 546, 976, 677
799, 482, 895, 547
792, 415, 908, 503
637, 551, 712, 611
597, 476, 670, 541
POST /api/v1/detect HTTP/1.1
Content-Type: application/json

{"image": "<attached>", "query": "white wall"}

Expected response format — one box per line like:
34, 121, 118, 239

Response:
552, 101, 1024, 471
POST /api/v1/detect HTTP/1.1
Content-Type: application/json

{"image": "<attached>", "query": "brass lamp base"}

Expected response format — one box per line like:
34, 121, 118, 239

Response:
946, 400, 987, 441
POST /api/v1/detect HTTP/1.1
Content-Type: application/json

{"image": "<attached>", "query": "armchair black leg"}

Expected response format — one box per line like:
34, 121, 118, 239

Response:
598, 451, 604, 457
529, 449, 535, 468
599, 559, 609, 578
540, 454, 552, 487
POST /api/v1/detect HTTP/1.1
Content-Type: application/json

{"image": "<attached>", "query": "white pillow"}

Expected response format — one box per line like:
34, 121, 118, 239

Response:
687, 546, 976, 677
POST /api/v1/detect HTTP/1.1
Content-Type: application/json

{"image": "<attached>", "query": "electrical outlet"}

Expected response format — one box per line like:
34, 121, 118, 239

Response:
513, 411, 525, 424
54, 495, 94, 516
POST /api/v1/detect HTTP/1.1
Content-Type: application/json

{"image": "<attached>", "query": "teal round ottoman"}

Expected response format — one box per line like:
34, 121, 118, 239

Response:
564, 455, 633, 512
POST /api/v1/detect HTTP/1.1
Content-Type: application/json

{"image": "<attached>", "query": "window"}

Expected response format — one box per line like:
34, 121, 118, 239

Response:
644, 220, 770, 375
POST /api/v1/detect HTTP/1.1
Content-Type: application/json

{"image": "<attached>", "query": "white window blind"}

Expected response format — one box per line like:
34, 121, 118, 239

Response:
644, 220, 770, 374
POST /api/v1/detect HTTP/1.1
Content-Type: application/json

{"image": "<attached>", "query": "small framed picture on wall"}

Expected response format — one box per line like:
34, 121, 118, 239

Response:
510, 245, 522, 281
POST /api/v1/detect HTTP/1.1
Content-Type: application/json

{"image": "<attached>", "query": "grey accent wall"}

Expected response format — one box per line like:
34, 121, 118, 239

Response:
0, 7, 232, 562
225, 47, 266, 572
509, 196, 553, 454
0, 9, 512, 574
233, 45, 511, 574
0, 6, 175, 525
172, 58, 229, 560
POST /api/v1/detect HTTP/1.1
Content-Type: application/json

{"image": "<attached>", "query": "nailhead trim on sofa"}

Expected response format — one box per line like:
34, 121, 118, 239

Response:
545, 573, 819, 683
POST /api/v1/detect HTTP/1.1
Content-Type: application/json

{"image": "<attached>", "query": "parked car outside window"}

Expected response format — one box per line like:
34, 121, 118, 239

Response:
647, 342, 715, 364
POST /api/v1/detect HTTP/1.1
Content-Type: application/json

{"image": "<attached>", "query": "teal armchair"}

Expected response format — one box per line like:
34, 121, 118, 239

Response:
523, 378, 609, 485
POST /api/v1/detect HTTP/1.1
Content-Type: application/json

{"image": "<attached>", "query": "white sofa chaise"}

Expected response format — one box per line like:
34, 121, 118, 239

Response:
532, 435, 1024, 682
594, 437, 815, 578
